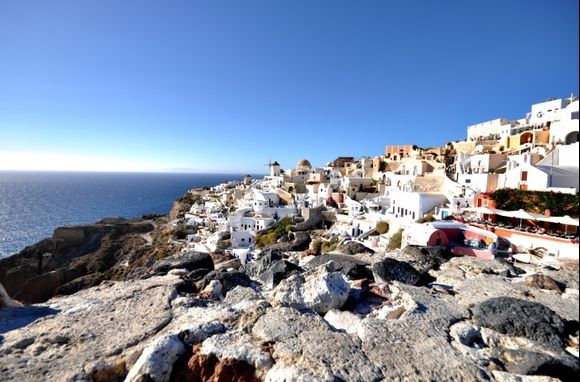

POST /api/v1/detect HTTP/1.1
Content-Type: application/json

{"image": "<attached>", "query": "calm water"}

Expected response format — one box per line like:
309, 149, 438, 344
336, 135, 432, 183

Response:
0, 171, 253, 258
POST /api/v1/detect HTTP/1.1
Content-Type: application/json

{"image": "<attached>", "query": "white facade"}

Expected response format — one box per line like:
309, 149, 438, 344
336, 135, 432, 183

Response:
388, 191, 448, 221
455, 153, 507, 193
467, 118, 515, 141
549, 100, 579, 144
498, 145, 579, 193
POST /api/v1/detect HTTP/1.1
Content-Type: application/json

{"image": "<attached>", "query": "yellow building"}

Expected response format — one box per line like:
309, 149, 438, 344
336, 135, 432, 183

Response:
504, 129, 550, 151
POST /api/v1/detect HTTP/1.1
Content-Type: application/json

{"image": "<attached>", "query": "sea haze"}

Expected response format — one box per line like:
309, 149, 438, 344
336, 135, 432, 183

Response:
0, 171, 255, 258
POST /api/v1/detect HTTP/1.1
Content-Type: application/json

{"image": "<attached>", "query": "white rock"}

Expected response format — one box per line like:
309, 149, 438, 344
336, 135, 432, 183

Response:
203, 280, 224, 300
301, 272, 350, 314
200, 330, 273, 370
124, 335, 185, 382
324, 310, 362, 334
492, 370, 560, 382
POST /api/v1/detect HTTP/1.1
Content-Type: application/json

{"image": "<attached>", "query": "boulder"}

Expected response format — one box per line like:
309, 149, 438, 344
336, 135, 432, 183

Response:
125, 335, 185, 382
324, 309, 362, 334
243, 249, 284, 278
401, 245, 449, 273
305, 254, 372, 280
258, 260, 303, 289
496, 348, 578, 381
271, 269, 351, 314
372, 258, 426, 286
521, 274, 564, 294
204, 271, 253, 295
472, 297, 566, 349
339, 241, 374, 256
153, 252, 214, 274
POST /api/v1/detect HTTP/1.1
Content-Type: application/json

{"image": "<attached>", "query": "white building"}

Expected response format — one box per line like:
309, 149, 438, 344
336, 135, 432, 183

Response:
455, 153, 507, 193
388, 191, 448, 221
467, 118, 516, 141
498, 144, 579, 193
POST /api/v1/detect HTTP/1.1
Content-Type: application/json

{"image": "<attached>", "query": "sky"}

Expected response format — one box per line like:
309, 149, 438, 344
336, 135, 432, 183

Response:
0, 0, 578, 173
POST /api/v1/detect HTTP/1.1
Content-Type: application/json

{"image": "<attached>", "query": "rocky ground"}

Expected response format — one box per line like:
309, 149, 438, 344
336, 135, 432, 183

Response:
0, 192, 578, 381
1, 239, 578, 381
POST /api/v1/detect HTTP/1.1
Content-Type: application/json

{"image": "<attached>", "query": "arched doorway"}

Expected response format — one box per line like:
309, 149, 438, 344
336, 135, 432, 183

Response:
520, 132, 533, 145
565, 131, 579, 145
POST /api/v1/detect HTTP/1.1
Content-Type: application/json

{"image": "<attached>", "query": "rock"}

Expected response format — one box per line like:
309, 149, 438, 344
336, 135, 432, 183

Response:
496, 348, 579, 381
204, 271, 253, 295
271, 269, 351, 314
472, 297, 566, 349
372, 257, 426, 286
521, 274, 564, 294
153, 252, 214, 274
200, 331, 273, 370
253, 307, 329, 342
304, 254, 372, 280
0, 275, 180, 381
243, 249, 284, 278
339, 241, 374, 256
492, 370, 562, 382
258, 260, 302, 289
170, 344, 260, 382
178, 321, 226, 346
264, 232, 311, 252
209, 250, 234, 265
401, 245, 449, 273
1, 281, 22, 309
324, 309, 362, 334
202, 280, 224, 300
125, 335, 185, 382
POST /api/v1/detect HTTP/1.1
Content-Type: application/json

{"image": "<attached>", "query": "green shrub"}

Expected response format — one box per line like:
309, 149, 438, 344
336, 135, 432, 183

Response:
388, 229, 403, 250
416, 214, 436, 224
312, 240, 323, 253
489, 189, 579, 217
285, 224, 296, 233
376, 220, 390, 235
321, 236, 339, 253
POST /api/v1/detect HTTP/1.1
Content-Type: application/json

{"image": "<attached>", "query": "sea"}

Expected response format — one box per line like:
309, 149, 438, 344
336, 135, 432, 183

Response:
0, 171, 256, 259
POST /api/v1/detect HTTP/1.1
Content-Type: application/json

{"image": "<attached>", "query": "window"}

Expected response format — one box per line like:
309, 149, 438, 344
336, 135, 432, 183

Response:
521, 171, 528, 181
465, 179, 471, 184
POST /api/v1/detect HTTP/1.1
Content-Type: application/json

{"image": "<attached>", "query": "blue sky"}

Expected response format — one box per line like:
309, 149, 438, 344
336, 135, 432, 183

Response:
0, 0, 578, 173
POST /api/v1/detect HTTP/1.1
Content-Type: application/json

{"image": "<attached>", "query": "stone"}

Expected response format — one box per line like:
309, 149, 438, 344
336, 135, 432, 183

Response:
492, 370, 561, 382
204, 271, 253, 295
125, 335, 186, 382
304, 254, 372, 280
372, 257, 425, 286
271, 269, 351, 314
170, 344, 260, 382
521, 274, 564, 294
153, 252, 214, 274
401, 245, 449, 273
496, 348, 579, 381
258, 260, 302, 289
200, 331, 273, 370
324, 309, 362, 334
243, 249, 284, 278
472, 297, 566, 349
339, 241, 374, 256
253, 307, 329, 343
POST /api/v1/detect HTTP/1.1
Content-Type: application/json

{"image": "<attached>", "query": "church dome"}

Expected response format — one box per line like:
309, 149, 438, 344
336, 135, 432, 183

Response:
296, 159, 312, 169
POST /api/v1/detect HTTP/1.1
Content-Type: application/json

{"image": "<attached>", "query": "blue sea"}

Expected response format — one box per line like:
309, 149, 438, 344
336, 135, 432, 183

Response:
0, 171, 255, 258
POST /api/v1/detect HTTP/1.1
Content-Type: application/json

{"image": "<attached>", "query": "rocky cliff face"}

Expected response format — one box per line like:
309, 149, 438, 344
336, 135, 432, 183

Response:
0, 191, 199, 304
0, 243, 578, 381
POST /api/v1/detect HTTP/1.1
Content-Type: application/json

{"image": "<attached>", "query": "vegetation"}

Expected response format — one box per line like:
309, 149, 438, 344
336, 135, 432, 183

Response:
416, 214, 436, 224
172, 224, 195, 240
321, 236, 340, 253
388, 229, 404, 250
312, 240, 323, 254
255, 217, 294, 248
375, 220, 390, 235
489, 189, 579, 217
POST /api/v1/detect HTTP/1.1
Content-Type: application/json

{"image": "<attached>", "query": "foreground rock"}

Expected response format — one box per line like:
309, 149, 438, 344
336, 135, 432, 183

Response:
0, 236, 578, 381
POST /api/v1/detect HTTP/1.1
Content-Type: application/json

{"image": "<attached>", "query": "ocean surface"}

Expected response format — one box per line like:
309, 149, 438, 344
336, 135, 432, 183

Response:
0, 171, 254, 259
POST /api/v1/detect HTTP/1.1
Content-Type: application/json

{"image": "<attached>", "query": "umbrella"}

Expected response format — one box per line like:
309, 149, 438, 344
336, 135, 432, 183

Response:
505, 209, 545, 228
545, 215, 579, 235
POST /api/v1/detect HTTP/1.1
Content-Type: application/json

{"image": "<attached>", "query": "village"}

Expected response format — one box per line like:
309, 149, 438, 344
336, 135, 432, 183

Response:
175, 94, 580, 264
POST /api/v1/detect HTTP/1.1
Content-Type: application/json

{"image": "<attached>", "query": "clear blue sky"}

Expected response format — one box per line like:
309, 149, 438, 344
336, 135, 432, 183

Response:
0, 0, 578, 173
